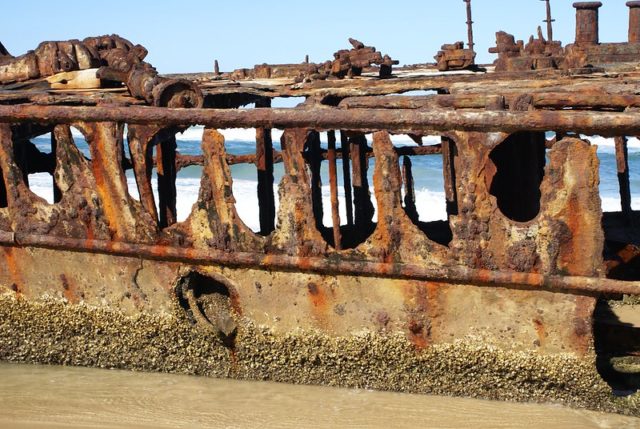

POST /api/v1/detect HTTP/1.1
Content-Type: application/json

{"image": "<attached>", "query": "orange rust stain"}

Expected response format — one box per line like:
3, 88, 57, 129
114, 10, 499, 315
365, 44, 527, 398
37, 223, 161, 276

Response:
532, 318, 546, 348
2, 247, 24, 295
307, 282, 329, 328
401, 282, 433, 350
571, 295, 596, 356
59, 273, 79, 304
229, 288, 243, 317
88, 124, 125, 240
408, 320, 428, 349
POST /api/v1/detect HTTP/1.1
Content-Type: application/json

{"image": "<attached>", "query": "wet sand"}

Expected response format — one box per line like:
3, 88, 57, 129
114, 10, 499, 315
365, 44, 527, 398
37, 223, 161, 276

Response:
0, 362, 637, 429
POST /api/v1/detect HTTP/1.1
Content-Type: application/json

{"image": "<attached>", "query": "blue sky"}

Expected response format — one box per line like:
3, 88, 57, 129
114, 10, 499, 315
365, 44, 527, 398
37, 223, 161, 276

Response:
1, 1, 633, 73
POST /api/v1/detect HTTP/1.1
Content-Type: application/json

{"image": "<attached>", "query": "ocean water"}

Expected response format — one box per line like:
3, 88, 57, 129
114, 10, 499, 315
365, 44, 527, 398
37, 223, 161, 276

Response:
25, 127, 640, 232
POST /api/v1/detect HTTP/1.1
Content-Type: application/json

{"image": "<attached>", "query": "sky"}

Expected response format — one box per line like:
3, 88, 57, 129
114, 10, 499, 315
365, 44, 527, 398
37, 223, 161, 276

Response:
1, 1, 634, 74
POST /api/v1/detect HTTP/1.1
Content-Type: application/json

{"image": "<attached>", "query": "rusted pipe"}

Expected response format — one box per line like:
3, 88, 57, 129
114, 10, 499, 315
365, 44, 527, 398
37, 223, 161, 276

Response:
542, 0, 554, 42
1, 230, 640, 297
463, 0, 475, 52
615, 136, 633, 224
628, 1, 640, 43
327, 131, 342, 250
573, 2, 602, 46
340, 93, 640, 111
255, 98, 276, 236
402, 156, 419, 223
340, 131, 354, 227
4, 105, 640, 135
173, 145, 441, 171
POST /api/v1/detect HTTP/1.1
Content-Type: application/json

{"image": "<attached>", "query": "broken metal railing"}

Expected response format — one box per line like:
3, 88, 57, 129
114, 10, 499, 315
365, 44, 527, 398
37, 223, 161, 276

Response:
1, 103, 640, 297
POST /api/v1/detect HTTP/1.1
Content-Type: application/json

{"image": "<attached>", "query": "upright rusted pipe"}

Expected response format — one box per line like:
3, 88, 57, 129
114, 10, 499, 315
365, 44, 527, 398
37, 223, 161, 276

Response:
156, 135, 177, 228
442, 137, 458, 216
542, 0, 554, 42
628, 1, 640, 43
402, 156, 419, 223
463, 0, 475, 52
573, 2, 602, 45
350, 133, 374, 229
615, 136, 633, 224
50, 131, 62, 203
327, 131, 342, 250
255, 98, 275, 236
340, 131, 354, 226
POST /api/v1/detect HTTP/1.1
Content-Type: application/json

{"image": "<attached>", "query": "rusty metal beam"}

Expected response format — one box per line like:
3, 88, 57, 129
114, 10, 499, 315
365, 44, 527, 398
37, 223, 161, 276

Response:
173, 145, 442, 171
255, 98, 276, 236
3, 104, 640, 135
340, 93, 640, 111
1, 230, 640, 297
327, 131, 342, 250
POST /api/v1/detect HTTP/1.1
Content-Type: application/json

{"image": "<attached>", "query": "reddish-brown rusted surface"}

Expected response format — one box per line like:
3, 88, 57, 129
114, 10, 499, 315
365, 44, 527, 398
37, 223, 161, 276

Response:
2, 4, 640, 412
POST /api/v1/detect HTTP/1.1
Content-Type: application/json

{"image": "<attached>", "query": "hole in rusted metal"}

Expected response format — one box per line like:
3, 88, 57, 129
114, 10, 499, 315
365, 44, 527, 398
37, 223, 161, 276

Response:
488, 131, 546, 222
176, 271, 238, 348
11, 125, 61, 204
399, 134, 454, 246
229, 128, 283, 235
306, 131, 376, 249
598, 135, 640, 280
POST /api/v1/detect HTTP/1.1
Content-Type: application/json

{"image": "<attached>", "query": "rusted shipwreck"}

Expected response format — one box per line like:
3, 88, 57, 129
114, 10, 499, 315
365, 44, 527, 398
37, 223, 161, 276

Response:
2, 1, 640, 415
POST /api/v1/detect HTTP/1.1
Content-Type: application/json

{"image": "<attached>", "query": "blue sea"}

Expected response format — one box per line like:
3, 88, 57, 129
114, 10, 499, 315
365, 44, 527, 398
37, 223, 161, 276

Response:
29, 127, 640, 232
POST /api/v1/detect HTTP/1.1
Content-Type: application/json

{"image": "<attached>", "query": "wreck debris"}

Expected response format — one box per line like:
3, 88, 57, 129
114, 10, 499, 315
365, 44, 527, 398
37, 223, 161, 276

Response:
1, 2, 640, 415
434, 0, 477, 71
0, 35, 202, 108
490, 28, 563, 72
229, 38, 398, 82
329, 38, 399, 78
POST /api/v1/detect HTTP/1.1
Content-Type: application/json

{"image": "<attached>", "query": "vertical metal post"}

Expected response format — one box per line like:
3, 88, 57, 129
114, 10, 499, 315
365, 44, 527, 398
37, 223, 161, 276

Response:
573, 2, 602, 46
50, 131, 62, 203
327, 131, 342, 250
255, 98, 275, 235
541, 0, 555, 42
442, 136, 459, 217
350, 133, 374, 227
628, 1, 640, 43
156, 135, 177, 228
402, 156, 419, 223
463, 0, 475, 52
615, 136, 633, 223
340, 131, 354, 226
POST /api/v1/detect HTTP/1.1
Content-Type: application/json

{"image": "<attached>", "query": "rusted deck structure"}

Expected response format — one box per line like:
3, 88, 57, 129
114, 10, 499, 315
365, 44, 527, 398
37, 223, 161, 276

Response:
1, 1, 640, 416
